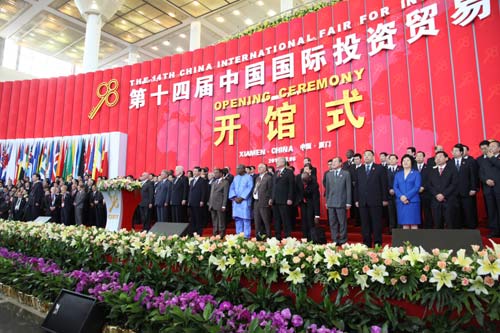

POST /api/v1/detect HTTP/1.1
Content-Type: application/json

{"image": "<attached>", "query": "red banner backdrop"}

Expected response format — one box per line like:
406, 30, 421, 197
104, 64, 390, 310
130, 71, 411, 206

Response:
0, 0, 499, 181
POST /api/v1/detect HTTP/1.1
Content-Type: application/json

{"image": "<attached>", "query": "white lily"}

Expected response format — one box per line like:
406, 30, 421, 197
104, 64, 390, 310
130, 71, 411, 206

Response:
477, 255, 500, 280
455, 249, 473, 268
366, 264, 388, 284
323, 249, 341, 269
355, 273, 369, 290
429, 269, 457, 291
285, 268, 305, 284
468, 276, 489, 296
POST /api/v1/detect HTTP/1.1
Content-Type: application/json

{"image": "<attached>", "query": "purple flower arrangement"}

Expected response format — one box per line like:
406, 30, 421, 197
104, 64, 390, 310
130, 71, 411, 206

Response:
0, 247, 381, 332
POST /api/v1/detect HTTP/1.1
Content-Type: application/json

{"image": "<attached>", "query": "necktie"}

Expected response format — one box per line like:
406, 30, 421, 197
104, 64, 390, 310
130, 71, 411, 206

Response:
456, 160, 460, 171
439, 167, 443, 175
366, 165, 370, 175
336, 170, 340, 177
418, 165, 422, 172
253, 177, 260, 196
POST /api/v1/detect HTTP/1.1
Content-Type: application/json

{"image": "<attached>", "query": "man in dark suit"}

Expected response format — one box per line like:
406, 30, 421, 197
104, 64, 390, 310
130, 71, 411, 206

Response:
170, 166, 189, 223
354, 150, 389, 247
346, 153, 362, 226
323, 159, 333, 187
208, 168, 229, 237
11, 190, 26, 221
222, 167, 234, 228
139, 172, 154, 231
342, 149, 355, 169
386, 154, 401, 233
27, 173, 44, 221
427, 151, 459, 229
154, 170, 169, 222
427, 145, 444, 168
379, 152, 388, 168
416, 151, 433, 229
188, 166, 209, 236
92, 185, 106, 228
479, 140, 500, 237
463, 144, 480, 224
449, 144, 478, 229
252, 163, 273, 240
271, 157, 295, 240
60, 185, 73, 226
48, 187, 61, 223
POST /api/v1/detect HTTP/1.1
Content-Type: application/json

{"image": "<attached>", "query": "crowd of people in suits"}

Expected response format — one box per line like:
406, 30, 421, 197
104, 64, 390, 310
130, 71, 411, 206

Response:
2, 139, 499, 247
0, 173, 107, 228
139, 139, 500, 246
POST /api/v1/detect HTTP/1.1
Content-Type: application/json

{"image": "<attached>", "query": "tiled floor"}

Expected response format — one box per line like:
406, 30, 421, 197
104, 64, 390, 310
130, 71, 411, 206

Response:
0, 296, 45, 333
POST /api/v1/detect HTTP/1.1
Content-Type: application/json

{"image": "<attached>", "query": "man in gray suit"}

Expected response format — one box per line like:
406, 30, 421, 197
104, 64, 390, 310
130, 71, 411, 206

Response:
325, 157, 352, 244
252, 163, 273, 240
73, 184, 87, 226
154, 170, 169, 222
208, 168, 229, 237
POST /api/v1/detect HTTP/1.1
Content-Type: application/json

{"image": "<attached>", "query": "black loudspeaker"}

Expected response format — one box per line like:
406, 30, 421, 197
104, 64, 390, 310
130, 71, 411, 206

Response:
392, 229, 483, 254
149, 222, 189, 236
41, 289, 106, 333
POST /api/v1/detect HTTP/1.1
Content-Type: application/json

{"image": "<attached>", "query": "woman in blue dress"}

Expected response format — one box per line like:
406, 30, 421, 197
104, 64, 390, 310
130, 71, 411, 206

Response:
393, 154, 422, 229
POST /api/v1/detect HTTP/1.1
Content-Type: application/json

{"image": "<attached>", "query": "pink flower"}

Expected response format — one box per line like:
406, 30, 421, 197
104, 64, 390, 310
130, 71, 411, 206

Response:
399, 275, 407, 284
384, 258, 392, 266
362, 265, 370, 273
423, 265, 430, 272
437, 261, 447, 269
390, 278, 398, 285
432, 248, 440, 256
461, 278, 469, 286
419, 274, 427, 283
484, 276, 495, 288
341, 268, 349, 276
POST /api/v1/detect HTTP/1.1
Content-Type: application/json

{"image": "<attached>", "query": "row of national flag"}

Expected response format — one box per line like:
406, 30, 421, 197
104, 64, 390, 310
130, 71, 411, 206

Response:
0, 135, 109, 184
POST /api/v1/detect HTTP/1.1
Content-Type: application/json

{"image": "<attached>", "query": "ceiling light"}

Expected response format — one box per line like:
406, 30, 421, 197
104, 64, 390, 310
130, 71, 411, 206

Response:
216, 16, 224, 23
256, 1, 264, 6
193, 1, 199, 6
176, 46, 183, 52
151, 46, 158, 51
179, 33, 186, 38
168, 12, 175, 17
162, 40, 170, 46
232, 10, 240, 15
267, 10, 276, 17
244, 18, 253, 26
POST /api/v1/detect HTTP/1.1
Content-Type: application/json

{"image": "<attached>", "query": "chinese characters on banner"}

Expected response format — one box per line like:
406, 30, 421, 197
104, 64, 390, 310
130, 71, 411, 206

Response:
122, 0, 491, 149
